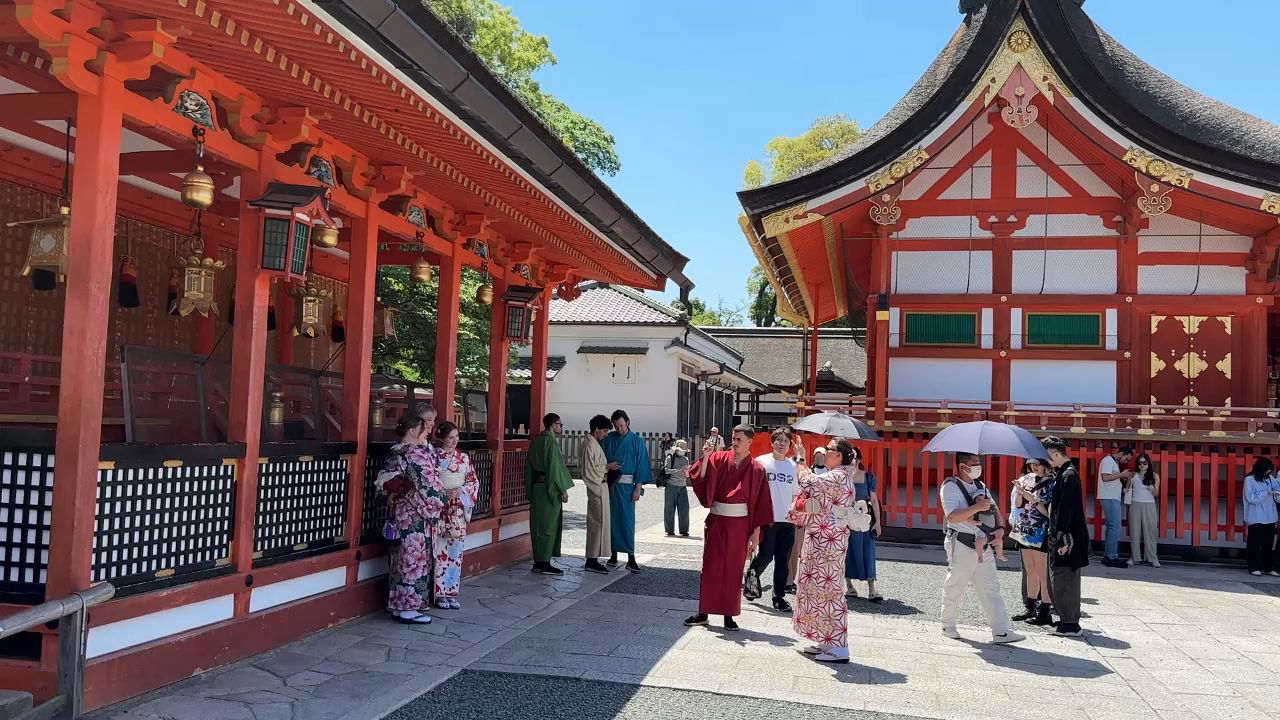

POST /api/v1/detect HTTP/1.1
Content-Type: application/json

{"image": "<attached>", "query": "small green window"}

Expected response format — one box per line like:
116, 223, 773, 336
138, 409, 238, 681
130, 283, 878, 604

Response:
1025, 313, 1101, 347
290, 222, 311, 276
903, 312, 977, 346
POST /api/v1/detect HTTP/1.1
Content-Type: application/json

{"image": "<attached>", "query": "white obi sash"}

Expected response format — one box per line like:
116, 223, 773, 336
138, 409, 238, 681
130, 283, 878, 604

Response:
833, 500, 872, 532
710, 502, 748, 517
616, 474, 635, 485
440, 471, 466, 490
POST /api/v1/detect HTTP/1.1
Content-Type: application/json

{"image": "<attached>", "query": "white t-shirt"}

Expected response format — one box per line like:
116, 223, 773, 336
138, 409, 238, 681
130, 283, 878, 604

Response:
941, 476, 988, 535
757, 454, 798, 523
1130, 472, 1156, 503
1098, 455, 1123, 501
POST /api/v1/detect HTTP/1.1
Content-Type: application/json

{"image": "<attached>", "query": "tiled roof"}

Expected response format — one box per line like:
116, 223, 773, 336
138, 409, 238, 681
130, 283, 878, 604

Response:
508, 356, 567, 382
549, 282, 682, 325
703, 327, 867, 390
577, 345, 649, 355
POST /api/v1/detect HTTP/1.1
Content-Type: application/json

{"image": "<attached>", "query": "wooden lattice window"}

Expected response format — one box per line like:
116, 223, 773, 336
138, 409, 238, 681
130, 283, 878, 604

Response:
254, 455, 349, 566
903, 312, 978, 346
1025, 312, 1102, 347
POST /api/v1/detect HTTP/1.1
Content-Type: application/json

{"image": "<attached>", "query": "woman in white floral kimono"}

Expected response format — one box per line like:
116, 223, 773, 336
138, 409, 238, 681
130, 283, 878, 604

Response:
376, 408, 445, 624
789, 437, 863, 664
432, 421, 480, 609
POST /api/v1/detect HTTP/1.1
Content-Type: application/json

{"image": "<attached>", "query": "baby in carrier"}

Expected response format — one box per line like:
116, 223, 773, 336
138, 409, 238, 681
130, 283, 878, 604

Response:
949, 476, 1006, 563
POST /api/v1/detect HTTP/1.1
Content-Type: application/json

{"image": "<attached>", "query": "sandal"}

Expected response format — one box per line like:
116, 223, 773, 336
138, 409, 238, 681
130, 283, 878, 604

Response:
844, 587, 859, 598
868, 593, 884, 604
393, 611, 432, 625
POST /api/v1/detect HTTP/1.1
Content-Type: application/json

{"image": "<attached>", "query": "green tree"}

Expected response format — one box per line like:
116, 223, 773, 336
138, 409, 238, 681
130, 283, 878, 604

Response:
741, 113, 862, 189
427, 0, 621, 175
676, 296, 745, 327
372, 266, 504, 391
746, 266, 779, 328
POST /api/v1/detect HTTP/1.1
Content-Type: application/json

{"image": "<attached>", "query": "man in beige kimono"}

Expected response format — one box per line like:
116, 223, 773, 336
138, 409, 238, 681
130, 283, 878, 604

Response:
580, 414, 612, 573
578, 415, 611, 571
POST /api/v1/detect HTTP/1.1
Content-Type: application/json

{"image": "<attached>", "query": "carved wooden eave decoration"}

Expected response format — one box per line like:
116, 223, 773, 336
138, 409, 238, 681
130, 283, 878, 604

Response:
967, 15, 1074, 108
760, 203, 824, 239
738, 214, 805, 325
1123, 147, 1194, 189
1261, 193, 1280, 216
865, 148, 930, 194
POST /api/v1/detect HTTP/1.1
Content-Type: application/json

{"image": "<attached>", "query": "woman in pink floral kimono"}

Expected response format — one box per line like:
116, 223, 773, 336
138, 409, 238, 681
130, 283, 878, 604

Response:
789, 437, 861, 664
432, 421, 480, 609
376, 408, 445, 624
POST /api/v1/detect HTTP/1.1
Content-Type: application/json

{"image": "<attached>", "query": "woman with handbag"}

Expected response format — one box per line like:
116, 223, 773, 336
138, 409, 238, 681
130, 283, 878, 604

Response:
432, 421, 480, 609
789, 437, 863, 664
844, 446, 883, 603
376, 409, 446, 624
1009, 458, 1054, 625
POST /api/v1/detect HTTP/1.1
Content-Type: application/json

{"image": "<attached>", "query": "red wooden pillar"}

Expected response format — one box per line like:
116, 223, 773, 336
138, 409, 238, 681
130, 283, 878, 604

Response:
528, 288, 551, 428
434, 249, 462, 419
45, 78, 125, 599
486, 273, 510, 515
874, 296, 890, 427
808, 321, 819, 397
275, 284, 294, 365
228, 149, 274, 610
193, 315, 215, 355
342, 200, 378, 562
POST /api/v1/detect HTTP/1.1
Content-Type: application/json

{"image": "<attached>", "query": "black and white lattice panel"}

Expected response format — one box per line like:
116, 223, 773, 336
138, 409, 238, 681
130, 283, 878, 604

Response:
0, 449, 54, 595
254, 456, 349, 562
92, 461, 236, 588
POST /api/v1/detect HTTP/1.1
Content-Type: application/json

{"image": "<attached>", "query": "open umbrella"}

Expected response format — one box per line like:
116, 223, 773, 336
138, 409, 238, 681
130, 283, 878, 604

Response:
791, 411, 880, 441
921, 420, 1048, 459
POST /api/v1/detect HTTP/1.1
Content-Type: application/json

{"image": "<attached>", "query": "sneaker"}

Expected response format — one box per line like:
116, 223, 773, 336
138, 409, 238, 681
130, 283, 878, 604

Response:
1055, 623, 1083, 637
1028, 605, 1055, 626
1251, 570, 1263, 576
1152, 560, 1162, 568
684, 614, 709, 627
1011, 606, 1037, 622
723, 616, 739, 631
626, 559, 641, 574
992, 631, 1026, 644
680, 533, 690, 537
784, 583, 797, 596
1269, 571, 1280, 577
538, 564, 565, 575
743, 570, 762, 600
942, 626, 961, 639
584, 560, 610, 574
1126, 559, 1135, 567
771, 597, 792, 613
607, 557, 620, 568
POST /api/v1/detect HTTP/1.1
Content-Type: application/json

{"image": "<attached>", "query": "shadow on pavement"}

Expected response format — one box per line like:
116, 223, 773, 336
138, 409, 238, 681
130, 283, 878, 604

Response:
960, 639, 1114, 678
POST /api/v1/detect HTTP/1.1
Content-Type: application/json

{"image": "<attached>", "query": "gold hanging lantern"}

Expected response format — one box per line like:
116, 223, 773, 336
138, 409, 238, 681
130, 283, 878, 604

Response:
172, 254, 226, 317
181, 128, 216, 210
370, 395, 385, 430
288, 279, 333, 338
312, 223, 339, 249
11, 204, 71, 288
411, 256, 433, 285
374, 300, 398, 339
475, 282, 494, 305
268, 389, 285, 426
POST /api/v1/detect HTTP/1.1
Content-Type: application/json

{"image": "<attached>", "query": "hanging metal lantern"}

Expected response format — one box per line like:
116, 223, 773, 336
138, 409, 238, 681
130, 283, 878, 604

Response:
10, 204, 71, 289
247, 183, 337, 281
312, 223, 340, 249
370, 395, 385, 430
268, 389, 285, 426
288, 280, 333, 338
171, 206, 225, 317
374, 300, 398, 339
411, 257, 432, 285
181, 128, 216, 210
502, 284, 541, 340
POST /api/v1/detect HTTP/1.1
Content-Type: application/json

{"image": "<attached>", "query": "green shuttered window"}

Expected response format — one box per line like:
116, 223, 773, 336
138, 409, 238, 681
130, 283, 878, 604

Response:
903, 313, 977, 345
1026, 313, 1101, 347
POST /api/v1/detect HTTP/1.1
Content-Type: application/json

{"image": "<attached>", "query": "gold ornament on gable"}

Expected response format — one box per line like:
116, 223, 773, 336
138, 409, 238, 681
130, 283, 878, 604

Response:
1123, 147, 1193, 188
865, 147, 930, 193
760, 203, 824, 238
869, 192, 901, 226
967, 15, 1073, 107
1261, 193, 1280, 215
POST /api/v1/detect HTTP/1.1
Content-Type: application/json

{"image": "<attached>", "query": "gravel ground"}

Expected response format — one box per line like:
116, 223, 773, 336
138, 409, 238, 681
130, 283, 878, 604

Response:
386, 670, 928, 720
562, 483, 703, 560
605, 555, 1061, 632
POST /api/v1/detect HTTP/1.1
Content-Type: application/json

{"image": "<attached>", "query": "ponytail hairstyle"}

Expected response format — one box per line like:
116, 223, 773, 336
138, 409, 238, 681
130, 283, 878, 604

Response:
395, 412, 427, 440
435, 421, 459, 440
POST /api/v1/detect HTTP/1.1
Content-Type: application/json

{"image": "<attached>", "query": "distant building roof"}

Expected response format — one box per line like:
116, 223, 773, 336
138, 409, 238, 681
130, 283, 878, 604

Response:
703, 326, 867, 391
508, 356, 567, 383
549, 282, 682, 325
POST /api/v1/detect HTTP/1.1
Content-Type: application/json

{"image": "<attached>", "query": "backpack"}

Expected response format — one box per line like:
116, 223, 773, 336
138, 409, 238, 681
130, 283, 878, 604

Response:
944, 476, 998, 535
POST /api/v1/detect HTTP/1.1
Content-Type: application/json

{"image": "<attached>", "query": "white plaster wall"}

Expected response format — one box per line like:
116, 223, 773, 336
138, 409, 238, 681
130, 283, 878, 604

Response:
498, 520, 530, 542
357, 556, 388, 581
891, 251, 993, 294
1010, 360, 1116, 410
888, 358, 992, 407
249, 567, 347, 613
1137, 266, 1245, 295
87, 594, 235, 659
1012, 249, 1116, 294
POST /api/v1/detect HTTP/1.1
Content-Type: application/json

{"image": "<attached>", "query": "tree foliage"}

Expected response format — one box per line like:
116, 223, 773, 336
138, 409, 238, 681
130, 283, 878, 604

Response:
427, 0, 621, 175
372, 266, 502, 391
746, 266, 780, 328
675, 296, 745, 327
741, 113, 862, 189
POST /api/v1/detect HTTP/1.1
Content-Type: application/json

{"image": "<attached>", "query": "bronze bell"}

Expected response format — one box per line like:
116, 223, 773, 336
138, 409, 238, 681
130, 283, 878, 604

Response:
180, 165, 216, 209
410, 257, 432, 285
312, 224, 339, 249
475, 282, 494, 305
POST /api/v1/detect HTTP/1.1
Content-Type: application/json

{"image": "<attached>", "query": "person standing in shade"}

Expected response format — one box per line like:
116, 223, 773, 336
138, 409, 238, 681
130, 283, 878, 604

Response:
526, 413, 573, 575
603, 409, 651, 573
579, 414, 612, 574
1127, 453, 1162, 568
684, 425, 773, 631
1243, 457, 1280, 577
664, 439, 693, 537
432, 421, 480, 609
376, 410, 444, 624
939, 452, 1024, 644
745, 427, 799, 611
1043, 436, 1090, 637
1097, 445, 1134, 568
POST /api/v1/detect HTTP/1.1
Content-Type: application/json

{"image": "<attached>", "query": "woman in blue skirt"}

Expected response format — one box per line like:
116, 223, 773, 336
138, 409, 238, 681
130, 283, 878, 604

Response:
844, 446, 883, 602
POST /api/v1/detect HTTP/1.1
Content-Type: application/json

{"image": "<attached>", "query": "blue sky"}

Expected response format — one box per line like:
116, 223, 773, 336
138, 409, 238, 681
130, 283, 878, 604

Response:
504, 1, 1280, 318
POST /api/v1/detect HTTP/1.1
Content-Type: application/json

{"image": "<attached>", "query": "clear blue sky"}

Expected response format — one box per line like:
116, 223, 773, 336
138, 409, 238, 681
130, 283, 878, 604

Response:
504, 1, 1280, 318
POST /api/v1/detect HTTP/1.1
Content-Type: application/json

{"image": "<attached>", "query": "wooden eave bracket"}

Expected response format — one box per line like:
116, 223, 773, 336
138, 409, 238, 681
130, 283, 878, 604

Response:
1247, 225, 1280, 279
369, 166, 413, 202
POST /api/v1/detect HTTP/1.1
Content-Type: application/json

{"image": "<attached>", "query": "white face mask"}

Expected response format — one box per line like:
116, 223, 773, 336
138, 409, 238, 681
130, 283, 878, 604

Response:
965, 465, 983, 481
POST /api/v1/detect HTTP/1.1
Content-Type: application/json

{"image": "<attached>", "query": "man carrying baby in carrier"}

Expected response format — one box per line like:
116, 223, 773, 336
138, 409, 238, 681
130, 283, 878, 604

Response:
938, 452, 1025, 644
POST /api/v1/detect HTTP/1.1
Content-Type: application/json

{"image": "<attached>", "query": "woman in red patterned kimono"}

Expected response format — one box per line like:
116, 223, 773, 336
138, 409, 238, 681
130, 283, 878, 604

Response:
376, 409, 445, 624
790, 437, 860, 663
432, 421, 480, 609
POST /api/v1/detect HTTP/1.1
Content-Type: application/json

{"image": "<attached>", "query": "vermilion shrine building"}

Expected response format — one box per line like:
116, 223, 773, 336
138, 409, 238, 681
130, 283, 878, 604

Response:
738, 0, 1280, 549
0, 0, 689, 708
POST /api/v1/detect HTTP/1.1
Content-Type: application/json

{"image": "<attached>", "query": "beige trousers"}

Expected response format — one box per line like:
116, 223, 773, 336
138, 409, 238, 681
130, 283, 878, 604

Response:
942, 535, 1011, 637
1128, 501, 1159, 563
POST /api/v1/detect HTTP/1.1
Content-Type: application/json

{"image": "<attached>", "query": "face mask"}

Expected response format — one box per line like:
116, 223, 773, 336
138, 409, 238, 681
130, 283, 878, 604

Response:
966, 465, 983, 481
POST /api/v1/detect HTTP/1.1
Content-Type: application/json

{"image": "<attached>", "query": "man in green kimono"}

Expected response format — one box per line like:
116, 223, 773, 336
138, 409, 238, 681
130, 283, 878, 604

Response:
526, 413, 574, 575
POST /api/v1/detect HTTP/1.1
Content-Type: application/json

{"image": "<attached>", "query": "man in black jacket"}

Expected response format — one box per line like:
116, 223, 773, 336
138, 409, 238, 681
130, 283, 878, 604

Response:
1042, 436, 1089, 637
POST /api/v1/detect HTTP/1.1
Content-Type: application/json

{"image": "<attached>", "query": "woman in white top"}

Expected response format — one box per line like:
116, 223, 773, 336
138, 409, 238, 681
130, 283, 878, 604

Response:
1243, 457, 1280, 577
1127, 453, 1161, 568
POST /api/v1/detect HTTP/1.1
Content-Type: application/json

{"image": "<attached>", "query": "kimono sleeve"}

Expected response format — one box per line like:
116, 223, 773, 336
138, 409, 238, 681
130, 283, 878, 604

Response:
686, 452, 717, 508
545, 441, 574, 496
578, 440, 607, 487
375, 447, 406, 493
631, 434, 652, 486
459, 451, 479, 513
748, 463, 773, 531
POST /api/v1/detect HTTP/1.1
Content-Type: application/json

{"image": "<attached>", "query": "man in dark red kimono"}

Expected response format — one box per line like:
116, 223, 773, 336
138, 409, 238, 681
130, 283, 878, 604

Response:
684, 424, 774, 631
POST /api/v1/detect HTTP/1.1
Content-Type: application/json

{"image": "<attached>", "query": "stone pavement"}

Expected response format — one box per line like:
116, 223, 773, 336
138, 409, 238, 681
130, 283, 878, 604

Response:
95, 495, 1280, 720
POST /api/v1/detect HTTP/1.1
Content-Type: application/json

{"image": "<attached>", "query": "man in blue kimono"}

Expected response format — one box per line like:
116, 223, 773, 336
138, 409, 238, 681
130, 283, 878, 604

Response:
602, 409, 651, 572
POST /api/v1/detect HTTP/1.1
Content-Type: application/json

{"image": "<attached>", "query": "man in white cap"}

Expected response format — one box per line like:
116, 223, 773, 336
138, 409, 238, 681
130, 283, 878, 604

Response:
706, 427, 725, 453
